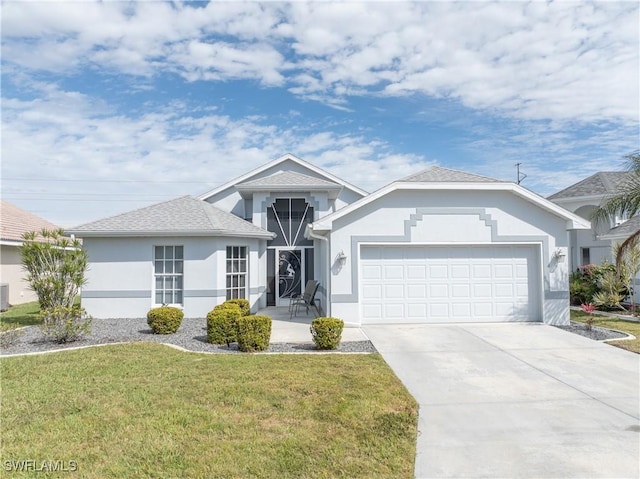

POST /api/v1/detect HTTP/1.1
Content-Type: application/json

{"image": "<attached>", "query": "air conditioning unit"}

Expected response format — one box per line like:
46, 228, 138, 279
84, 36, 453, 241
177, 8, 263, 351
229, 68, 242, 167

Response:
0, 284, 8, 311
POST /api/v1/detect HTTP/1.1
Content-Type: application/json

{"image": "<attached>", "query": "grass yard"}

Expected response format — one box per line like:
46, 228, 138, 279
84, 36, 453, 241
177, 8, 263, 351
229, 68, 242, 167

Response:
0, 301, 40, 331
0, 343, 418, 478
570, 309, 640, 354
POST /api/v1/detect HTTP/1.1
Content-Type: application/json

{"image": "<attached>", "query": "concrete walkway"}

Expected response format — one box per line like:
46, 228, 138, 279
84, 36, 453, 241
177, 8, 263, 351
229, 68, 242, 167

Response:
363, 323, 640, 479
258, 307, 369, 343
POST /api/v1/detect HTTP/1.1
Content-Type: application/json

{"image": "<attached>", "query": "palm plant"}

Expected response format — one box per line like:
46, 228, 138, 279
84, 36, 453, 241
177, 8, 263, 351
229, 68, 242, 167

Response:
590, 151, 640, 266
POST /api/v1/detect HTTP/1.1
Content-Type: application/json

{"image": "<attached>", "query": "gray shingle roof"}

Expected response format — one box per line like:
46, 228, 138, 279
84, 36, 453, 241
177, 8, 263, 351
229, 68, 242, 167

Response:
602, 214, 640, 239
548, 172, 631, 200
236, 171, 341, 189
68, 196, 274, 238
400, 166, 503, 183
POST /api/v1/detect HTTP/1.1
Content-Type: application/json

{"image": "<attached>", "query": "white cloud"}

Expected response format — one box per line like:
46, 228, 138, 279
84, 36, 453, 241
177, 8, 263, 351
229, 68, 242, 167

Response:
1, 83, 431, 226
2, 1, 637, 123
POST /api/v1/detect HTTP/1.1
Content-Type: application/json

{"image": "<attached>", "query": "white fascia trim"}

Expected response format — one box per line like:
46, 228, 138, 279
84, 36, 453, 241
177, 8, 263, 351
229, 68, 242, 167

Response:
598, 233, 626, 241
0, 239, 23, 247
67, 230, 275, 239
235, 184, 343, 192
312, 182, 591, 231
198, 153, 368, 200
549, 193, 611, 204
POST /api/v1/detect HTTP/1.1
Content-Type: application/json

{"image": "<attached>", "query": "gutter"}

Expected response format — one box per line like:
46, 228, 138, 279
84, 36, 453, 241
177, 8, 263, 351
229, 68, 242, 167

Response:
305, 224, 330, 317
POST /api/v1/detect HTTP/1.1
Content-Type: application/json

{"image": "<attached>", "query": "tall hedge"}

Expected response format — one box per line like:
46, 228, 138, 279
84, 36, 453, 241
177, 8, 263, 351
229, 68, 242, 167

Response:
236, 315, 272, 352
206, 303, 242, 346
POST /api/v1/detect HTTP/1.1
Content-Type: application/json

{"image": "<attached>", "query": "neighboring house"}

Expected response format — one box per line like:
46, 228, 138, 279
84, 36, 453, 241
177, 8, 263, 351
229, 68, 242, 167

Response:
548, 171, 631, 271
68, 153, 589, 325
0, 201, 60, 306
599, 214, 640, 303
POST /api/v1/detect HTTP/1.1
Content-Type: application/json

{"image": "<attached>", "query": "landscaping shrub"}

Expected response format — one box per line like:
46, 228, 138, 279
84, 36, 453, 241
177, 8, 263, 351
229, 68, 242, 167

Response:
40, 306, 92, 343
225, 298, 250, 316
310, 317, 344, 350
146, 306, 183, 334
207, 303, 242, 346
569, 263, 623, 306
21, 229, 87, 310
236, 315, 271, 352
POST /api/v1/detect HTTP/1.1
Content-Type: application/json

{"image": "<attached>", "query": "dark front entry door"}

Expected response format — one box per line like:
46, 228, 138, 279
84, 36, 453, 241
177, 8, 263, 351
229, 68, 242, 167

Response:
277, 250, 302, 306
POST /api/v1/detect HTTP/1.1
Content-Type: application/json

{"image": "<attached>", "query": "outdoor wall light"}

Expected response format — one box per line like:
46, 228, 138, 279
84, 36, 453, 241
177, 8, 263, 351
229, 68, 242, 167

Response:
554, 248, 566, 263
336, 251, 347, 265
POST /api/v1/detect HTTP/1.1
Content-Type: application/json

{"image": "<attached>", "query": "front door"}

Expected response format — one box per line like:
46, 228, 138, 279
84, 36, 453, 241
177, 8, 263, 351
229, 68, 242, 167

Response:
277, 249, 302, 306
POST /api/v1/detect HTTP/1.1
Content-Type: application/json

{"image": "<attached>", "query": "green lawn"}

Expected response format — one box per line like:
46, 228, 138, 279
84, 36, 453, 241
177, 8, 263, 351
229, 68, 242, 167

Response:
570, 309, 640, 354
0, 301, 40, 331
0, 343, 418, 478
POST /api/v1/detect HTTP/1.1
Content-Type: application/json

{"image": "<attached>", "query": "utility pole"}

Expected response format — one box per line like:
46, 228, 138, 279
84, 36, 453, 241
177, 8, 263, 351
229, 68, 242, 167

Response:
515, 162, 527, 185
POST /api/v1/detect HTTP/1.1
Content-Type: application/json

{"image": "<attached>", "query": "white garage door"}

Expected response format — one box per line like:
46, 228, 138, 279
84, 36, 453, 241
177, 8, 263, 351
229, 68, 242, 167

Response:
360, 245, 540, 323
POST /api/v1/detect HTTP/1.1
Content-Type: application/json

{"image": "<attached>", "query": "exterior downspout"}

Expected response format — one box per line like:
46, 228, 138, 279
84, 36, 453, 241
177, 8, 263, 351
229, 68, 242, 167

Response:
306, 224, 330, 317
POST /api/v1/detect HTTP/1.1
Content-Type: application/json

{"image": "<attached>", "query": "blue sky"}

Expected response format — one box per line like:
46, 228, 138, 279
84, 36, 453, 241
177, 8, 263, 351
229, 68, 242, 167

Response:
2, 1, 638, 227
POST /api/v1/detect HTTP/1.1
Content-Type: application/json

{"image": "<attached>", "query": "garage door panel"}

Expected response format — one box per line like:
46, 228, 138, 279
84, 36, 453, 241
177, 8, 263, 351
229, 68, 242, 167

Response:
385, 303, 405, 318
451, 284, 470, 298
495, 303, 514, 316
385, 284, 404, 299
407, 284, 427, 299
451, 264, 470, 279
494, 264, 514, 278
473, 303, 493, 317
495, 283, 514, 297
429, 303, 449, 317
452, 303, 472, 317
407, 265, 427, 279
473, 264, 492, 279
384, 265, 404, 280
407, 303, 427, 318
429, 265, 448, 279
429, 284, 448, 298
516, 284, 529, 296
361, 245, 540, 324
473, 284, 492, 299
362, 265, 382, 280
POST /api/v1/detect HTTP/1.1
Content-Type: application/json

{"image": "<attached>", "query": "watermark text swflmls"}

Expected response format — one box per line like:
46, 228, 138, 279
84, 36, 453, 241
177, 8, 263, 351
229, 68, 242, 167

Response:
3, 459, 78, 472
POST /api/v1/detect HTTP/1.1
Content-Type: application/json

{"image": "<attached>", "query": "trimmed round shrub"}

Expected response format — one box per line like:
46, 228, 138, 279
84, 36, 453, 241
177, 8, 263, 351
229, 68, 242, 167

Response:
225, 298, 250, 316
236, 315, 272, 352
310, 317, 344, 350
146, 306, 183, 334
207, 303, 242, 346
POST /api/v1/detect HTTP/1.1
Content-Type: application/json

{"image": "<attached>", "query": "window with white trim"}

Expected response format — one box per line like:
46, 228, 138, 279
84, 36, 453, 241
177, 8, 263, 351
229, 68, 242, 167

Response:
154, 246, 183, 305
226, 246, 247, 299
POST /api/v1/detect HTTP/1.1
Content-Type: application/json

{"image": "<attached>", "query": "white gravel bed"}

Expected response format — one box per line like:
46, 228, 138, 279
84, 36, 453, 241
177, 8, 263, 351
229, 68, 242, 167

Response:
554, 321, 630, 341
0, 318, 376, 356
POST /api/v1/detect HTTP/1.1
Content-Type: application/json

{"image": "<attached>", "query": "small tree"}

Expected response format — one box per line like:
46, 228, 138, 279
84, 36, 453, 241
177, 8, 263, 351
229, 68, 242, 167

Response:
20, 228, 88, 309
615, 239, 640, 313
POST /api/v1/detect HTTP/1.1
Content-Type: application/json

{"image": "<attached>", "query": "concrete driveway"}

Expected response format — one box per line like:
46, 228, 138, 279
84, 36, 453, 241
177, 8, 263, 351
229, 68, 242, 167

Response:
362, 323, 640, 479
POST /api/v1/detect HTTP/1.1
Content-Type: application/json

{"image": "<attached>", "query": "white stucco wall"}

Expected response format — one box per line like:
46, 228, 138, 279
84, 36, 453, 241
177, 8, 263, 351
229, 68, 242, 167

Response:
326, 190, 573, 325
552, 199, 614, 271
0, 244, 38, 305
81, 236, 267, 319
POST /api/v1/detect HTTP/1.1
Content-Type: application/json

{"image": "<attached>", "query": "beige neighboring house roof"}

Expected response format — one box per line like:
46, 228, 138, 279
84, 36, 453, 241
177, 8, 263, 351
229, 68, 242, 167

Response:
0, 201, 60, 244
